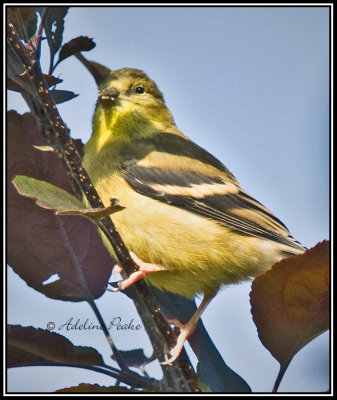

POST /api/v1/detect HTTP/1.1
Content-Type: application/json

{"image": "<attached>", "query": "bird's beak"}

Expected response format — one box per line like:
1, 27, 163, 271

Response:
98, 87, 120, 106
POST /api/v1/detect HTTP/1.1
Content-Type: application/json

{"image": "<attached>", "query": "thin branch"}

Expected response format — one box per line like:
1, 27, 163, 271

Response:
87, 299, 129, 372
36, 7, 48, 38
55, 215, 127, 372
43, 23, 55, 75
7, 18, 199, 392
10, 362, 165, 391
34, 7, 56, 75
33, 6, 49, 61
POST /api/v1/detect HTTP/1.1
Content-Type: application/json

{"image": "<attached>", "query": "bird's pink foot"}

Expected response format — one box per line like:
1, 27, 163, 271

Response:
110, 252, 164, 292
161, 291, 217, 364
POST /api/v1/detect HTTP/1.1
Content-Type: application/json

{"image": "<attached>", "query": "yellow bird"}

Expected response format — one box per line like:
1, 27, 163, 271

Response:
83, 68, 305, 363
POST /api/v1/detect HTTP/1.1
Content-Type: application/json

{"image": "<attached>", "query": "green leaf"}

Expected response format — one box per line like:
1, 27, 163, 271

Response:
13, 175, 84, 212
33, 144, 56, 152
13, 175, 125, 218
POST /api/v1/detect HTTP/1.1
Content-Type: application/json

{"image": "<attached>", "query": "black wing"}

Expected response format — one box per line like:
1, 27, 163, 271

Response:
121, 133, 304, 252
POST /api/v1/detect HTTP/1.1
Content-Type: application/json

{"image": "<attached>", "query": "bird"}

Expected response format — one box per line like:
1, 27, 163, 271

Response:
82, 67, 305, 364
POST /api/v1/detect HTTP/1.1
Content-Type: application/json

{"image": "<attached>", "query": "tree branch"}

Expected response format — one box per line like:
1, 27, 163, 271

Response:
7, 17, 199, 392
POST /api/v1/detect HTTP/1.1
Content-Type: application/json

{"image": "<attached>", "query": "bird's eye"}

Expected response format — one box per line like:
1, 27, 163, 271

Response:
135, 86, 145, 94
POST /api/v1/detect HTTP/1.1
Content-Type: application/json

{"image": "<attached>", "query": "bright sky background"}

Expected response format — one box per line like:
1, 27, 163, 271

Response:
7, 5, 330, 393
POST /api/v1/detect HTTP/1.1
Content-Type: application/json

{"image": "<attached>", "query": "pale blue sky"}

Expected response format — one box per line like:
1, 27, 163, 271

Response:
7, 5, 330, 393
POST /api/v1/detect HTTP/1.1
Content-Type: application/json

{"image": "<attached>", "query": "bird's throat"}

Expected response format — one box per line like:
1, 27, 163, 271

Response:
90, 105, 160, 155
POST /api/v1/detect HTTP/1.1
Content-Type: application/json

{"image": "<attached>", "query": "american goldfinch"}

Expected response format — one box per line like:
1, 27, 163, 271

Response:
83, 68, 305, 363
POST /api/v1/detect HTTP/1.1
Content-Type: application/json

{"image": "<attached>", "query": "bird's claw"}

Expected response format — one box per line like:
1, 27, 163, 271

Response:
161, 347, 183, 365
160, 324, 191, 365
106, 280, 123, 292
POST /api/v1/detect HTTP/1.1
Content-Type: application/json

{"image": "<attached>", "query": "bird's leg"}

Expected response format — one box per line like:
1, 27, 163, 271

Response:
110, 253, 216, 365
109, 252, 165, 292
162, 290, 217, 365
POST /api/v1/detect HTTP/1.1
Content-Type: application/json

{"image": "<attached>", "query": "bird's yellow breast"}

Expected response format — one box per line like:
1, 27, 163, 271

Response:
83, 148, 282, 298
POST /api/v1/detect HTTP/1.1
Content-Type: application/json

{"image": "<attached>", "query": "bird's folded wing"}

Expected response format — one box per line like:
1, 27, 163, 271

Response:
122, 133, 304, 252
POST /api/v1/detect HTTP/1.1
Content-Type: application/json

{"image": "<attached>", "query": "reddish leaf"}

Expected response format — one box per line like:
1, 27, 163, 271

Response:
58, 36, 96, 64
7, 325, 104, 367
56, 383, 138, 393
7, 111, 114, 301
250, 240, 330, 368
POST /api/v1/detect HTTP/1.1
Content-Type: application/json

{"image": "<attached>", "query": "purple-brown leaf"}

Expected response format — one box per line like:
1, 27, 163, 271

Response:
7, 110, 114, 301
250, 241, 330, 368
57, 36, 96, 64
56, 383, 138, 393
7, 325, 105, 367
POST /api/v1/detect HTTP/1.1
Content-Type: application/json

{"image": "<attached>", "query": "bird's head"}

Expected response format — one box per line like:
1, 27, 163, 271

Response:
93, 68, 176, 143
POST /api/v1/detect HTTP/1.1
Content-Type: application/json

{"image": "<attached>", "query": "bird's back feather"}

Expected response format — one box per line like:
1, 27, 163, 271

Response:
121, 131, 305, 254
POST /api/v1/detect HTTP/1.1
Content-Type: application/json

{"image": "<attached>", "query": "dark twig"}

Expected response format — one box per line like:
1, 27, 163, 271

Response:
87, 299, 128, 371
11, 362, 165, 391
33, 6, 49, 61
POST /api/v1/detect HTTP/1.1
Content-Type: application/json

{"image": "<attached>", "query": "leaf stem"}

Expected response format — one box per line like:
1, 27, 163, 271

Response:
272, 359, 291, 393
